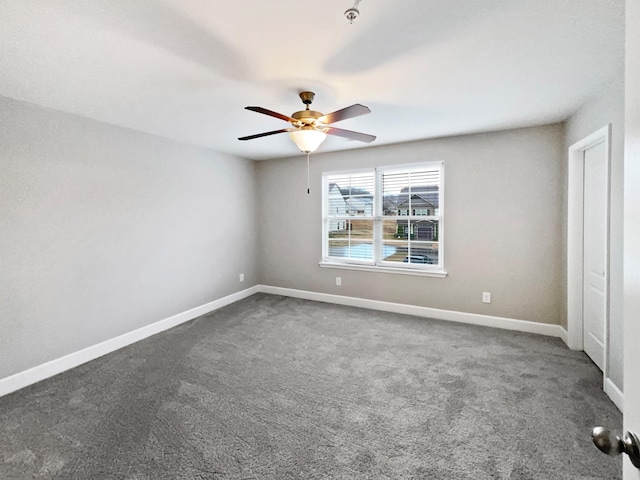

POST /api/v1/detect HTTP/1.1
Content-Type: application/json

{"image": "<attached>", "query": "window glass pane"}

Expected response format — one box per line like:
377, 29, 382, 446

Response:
349, 219, 373, 239
410, 219, 439, 241
412, 187, 439, 216
407, 241, 439, 265
327, 220, 373, 261
327, 240, 375, 260
328, 239, 350, 258
383, 246, 439, 265
328, 220, 373, 238
383, 237, 439, 265
348, 241, 374, 261
328, 220, 350, 236
381, 241, 407, 262
382, 219, 408, 240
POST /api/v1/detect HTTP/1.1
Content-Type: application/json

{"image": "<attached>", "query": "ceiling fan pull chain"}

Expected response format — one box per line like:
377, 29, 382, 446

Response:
307, 152, 311, 194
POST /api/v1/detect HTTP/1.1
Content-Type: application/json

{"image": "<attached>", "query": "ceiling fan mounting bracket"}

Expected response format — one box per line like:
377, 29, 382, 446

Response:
299, 91, 315, 106
344, 8, 359, 23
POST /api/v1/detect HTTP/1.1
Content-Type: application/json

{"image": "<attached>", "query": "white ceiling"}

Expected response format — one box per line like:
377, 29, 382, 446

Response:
0, 0, 624, 160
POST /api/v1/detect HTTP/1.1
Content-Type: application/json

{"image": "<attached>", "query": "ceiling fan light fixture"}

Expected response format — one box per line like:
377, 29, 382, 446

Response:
289, 128, 327, 153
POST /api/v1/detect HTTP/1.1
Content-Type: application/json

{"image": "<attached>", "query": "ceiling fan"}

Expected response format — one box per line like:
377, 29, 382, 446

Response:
238, 91, 376, 154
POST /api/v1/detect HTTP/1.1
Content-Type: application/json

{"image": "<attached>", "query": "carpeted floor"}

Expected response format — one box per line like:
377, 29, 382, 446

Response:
0, 293, 622, 479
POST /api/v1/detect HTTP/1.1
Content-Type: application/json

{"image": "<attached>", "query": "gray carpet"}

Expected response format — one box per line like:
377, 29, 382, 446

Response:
0, 293, 622, 479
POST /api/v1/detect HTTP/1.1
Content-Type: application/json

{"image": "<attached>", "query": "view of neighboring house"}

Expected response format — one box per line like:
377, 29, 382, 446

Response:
397, 194, 436, 217
387, 186, 440, 242
327, 182, 373, 231
328, 184, 440, 241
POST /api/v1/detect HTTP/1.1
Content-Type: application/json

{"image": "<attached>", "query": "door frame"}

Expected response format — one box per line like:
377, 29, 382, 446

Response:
567, 124, 612, 386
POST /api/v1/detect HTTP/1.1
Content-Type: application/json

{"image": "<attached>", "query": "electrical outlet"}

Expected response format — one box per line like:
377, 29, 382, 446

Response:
482, 292, 491, 303
336, 277, 342, 286
239, 273, 244, 282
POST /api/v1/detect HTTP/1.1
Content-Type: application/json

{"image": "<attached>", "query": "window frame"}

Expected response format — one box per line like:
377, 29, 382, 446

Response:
320, 162, 446, 277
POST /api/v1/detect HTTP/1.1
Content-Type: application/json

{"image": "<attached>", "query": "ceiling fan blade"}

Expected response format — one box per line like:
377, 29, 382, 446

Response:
325, 127, 376, 143
318, 104, 371, 124
238, 128, 290, 141
245, 106, 296, 123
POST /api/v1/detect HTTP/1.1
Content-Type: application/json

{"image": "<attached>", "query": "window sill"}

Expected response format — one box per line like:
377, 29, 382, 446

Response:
319, 261, 448, 278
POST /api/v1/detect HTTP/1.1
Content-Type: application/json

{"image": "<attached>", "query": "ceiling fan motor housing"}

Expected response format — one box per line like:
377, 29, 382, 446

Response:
292, 109, 323, 125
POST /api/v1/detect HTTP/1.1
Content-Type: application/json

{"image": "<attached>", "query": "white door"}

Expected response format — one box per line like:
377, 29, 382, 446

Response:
583, 141, 608, 370
623, 1, 640, 477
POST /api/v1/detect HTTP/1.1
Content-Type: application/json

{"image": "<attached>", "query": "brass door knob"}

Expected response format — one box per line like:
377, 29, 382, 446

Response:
592, 426, 640, 469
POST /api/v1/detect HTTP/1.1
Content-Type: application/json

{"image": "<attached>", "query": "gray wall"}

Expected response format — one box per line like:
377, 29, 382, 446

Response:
257, 124, 565, 325
0, 95, 257, 379
565, 69, 625, 391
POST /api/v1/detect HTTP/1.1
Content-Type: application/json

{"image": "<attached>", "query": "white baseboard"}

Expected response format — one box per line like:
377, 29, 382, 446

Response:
0, 284, 569, 398
604, 377, 624, 412
557, 326, 569, 346
258, 285, 566, 339
0, 286, 259, 398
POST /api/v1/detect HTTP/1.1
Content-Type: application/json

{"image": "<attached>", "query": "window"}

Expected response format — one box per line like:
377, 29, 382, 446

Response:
322, 162, 444, 275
